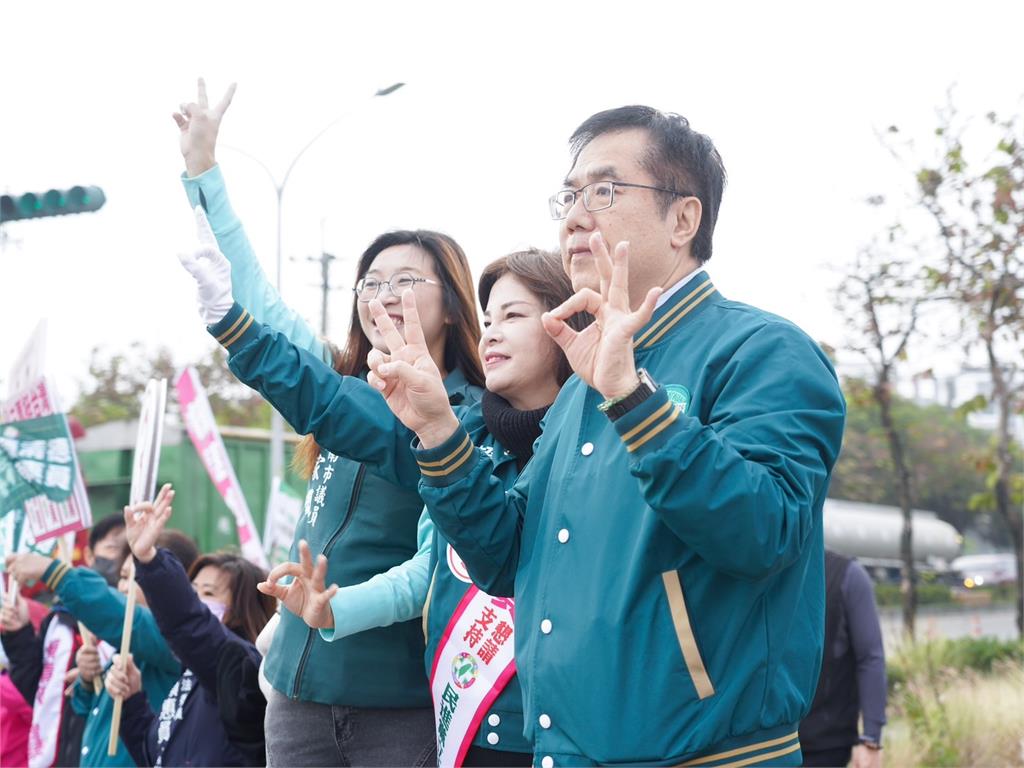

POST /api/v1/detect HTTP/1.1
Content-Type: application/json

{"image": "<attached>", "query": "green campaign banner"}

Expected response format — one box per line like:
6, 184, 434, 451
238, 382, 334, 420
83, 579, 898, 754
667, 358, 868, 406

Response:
0, 413, 77, 515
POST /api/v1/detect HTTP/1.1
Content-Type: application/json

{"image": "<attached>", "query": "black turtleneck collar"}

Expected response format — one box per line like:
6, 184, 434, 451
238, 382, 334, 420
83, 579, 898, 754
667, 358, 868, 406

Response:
481, 390, 551, 469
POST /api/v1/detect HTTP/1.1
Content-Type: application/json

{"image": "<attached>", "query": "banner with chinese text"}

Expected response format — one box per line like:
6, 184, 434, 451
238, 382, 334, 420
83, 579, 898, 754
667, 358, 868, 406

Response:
175, 367, 267, 567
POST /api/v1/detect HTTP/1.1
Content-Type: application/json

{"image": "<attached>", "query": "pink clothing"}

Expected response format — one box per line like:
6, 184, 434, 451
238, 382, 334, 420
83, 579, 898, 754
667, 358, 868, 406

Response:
1, 671, 32, 768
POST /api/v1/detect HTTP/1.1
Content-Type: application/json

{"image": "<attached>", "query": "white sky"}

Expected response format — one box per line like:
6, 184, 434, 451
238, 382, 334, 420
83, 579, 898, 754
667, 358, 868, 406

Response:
2, 0, 1022, 405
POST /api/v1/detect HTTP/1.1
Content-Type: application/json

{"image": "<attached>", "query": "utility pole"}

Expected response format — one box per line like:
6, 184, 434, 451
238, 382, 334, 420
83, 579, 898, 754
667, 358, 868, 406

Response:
303, 250, 338, 335
221, 82, 405, 490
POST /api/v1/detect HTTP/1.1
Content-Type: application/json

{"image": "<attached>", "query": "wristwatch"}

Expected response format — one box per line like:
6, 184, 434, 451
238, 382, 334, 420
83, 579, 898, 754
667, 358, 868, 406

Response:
599, 368, 657, 421
859, 737, 882, 751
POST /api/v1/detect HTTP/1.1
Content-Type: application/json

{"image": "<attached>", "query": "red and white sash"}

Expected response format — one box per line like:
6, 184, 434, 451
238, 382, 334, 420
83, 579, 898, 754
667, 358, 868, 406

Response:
430, 563, 516, 768
28, 618, 74, 768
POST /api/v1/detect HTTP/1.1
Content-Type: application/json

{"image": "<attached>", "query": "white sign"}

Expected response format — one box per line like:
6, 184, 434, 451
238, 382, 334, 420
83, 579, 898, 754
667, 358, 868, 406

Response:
264, 477, 302, 567
130, 380, 167, 506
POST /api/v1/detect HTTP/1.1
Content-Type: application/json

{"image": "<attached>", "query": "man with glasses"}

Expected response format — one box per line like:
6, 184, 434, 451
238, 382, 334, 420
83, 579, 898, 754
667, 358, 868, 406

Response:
374, 106, 846, 766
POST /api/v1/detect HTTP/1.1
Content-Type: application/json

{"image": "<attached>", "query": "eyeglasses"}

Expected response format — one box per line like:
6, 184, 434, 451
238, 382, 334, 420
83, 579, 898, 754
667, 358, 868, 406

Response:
353, 272, 439, 302
548, 180, 691, 220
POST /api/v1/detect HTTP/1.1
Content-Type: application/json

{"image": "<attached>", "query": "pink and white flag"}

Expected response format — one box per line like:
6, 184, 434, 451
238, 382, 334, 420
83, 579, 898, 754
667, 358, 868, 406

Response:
175, 367, 267, 568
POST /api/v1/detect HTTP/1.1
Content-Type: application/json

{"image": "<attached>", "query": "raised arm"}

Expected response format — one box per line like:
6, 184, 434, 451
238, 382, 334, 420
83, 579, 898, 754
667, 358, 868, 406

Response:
8, 553, 180, 676
177, 221, 424, 487
125, 487, 259, 693
174, 77, 326, 360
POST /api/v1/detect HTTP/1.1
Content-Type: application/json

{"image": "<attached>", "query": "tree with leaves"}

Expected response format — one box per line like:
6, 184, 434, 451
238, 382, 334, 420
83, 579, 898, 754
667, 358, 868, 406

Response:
72, 343, 271, 429
834, 233, 928, 639
888, 98, 1024, 637
830, 376, 993, 537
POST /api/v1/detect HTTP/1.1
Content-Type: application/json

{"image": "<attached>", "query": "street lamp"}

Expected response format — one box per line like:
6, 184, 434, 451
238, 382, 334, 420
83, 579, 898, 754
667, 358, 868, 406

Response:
224, 82, 405, 489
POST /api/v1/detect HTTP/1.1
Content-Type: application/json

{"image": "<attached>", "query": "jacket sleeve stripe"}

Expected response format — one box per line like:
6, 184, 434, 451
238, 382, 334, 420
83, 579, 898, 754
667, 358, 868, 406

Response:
222, 315, 255, 348
419, 440, 475, 477
626, 405, 680, 452
619, 400, 675, 443
417, 434, 471, 468
44, 561, 70, 591
215, 310, 249, 343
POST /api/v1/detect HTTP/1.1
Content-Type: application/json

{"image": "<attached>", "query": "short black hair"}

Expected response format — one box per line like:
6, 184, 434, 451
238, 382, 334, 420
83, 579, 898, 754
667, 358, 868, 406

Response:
569, 106, 727, 263
89, 513, 126, 551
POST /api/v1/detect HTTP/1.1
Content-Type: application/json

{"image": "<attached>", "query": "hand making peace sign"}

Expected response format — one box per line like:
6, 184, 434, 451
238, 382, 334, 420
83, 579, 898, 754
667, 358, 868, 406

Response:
365, 290, 461, 448
173, 77, 237, 178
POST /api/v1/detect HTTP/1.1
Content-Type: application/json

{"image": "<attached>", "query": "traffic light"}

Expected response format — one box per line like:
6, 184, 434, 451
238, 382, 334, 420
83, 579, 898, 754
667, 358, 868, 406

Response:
0, 186, 106, 223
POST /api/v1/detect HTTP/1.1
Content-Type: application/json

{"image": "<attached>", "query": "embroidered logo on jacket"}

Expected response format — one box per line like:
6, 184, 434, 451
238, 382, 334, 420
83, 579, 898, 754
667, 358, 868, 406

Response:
664, 385, 691, 414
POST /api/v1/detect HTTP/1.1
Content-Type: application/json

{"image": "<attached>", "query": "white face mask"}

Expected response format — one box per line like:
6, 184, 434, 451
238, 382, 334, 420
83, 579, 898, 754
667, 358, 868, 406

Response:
200, 597, 228, 622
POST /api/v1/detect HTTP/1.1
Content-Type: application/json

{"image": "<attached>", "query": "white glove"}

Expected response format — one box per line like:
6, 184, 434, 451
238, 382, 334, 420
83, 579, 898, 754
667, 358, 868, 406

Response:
178, 205, 233, 325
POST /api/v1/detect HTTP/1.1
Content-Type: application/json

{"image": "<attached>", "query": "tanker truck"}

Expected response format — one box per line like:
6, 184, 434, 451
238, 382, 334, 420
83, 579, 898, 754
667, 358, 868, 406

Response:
823, 497, 963, 581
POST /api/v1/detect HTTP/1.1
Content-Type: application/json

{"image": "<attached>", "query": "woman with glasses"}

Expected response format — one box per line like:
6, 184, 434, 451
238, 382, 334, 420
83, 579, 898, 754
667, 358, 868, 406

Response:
180, 232, 584, 765
173, 79, 484, 767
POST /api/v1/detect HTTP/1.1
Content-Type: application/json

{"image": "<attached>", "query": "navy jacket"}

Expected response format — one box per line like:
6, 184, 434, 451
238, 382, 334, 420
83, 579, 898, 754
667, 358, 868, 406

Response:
118, 548, 264, 767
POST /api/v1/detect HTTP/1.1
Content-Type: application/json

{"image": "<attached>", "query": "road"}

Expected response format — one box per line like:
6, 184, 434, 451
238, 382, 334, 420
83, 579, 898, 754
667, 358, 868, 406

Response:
879, 604, 1020, 645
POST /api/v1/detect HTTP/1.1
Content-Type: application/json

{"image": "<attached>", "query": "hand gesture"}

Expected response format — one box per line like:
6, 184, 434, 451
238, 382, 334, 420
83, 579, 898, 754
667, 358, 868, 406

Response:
178, 206, 234, 325
172, 77, 236, 178
76, 643, 103, 682
5, 553, 53, 585
124, 483, 174, 565
105, 653, 141, 700
542, 232, 661, 400
257, 540, 338, 630
0, 590, 29, 633
366, 290, 460, 448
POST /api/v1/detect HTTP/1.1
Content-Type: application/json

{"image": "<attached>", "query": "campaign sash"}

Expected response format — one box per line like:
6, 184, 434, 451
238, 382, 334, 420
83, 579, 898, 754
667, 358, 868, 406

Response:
430, 579, 516, 767
27, 618, 74, 768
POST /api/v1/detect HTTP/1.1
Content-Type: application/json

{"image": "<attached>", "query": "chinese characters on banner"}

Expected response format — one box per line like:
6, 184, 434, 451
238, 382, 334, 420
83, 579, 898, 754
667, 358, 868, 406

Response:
2, 318, 91, 542
175, 367, 267, 568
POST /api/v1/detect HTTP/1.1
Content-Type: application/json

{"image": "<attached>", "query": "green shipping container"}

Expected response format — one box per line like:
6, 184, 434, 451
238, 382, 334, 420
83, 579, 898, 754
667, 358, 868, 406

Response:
76, 419, 306, 555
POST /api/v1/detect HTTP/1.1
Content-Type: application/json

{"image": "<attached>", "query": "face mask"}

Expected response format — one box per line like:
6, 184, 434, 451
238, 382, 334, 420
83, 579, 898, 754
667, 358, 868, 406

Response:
200, 597, 228, 622
92, 556, 121, 588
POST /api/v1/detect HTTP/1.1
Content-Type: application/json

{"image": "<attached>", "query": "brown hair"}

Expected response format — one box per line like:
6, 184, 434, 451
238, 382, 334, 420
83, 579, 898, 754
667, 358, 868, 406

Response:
293, 230, 484, 478
189, 553, 275, 644
478, 248, 587, 385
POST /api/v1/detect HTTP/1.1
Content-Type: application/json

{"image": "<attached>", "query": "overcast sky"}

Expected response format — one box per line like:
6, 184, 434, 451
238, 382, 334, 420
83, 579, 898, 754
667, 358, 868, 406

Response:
2, 0, 1022, 407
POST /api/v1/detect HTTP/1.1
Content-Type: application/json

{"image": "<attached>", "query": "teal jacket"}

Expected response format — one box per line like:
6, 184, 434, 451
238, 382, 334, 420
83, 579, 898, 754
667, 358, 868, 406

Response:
415, 273, 847, 766
42, 561, 180, 767
209, 303, 529, 753
185, 165, 481, 707
210, 303, 480, 707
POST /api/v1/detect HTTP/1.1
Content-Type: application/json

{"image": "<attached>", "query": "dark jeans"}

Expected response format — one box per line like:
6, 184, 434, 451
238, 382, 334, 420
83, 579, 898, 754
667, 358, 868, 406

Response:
802, 746, 852, 767
463, 746, 533, 767
265, 688, 436, 767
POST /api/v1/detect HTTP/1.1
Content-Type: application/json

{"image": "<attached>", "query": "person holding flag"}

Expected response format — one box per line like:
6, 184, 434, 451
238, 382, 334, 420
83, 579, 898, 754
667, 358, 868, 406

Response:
104, 483, 274, 767
6, 529, 197, 766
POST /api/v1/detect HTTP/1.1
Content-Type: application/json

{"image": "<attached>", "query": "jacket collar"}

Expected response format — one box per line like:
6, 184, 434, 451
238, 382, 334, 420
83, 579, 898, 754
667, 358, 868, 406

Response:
633, 271, 719, 350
